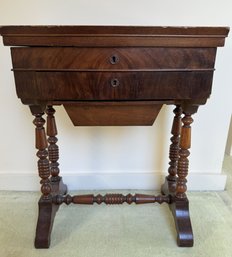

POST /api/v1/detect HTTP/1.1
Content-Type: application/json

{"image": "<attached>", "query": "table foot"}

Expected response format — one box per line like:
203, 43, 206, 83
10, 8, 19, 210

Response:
34, 178, 67, 249
161, 177, 193, 247
170, 198, 194, 247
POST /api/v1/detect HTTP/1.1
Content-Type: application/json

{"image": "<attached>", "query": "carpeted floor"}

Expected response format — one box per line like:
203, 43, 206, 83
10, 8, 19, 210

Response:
0, 156, 232, 257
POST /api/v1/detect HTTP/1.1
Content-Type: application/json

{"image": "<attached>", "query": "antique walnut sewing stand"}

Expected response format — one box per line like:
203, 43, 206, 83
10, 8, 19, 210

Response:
0, 26, 229, 248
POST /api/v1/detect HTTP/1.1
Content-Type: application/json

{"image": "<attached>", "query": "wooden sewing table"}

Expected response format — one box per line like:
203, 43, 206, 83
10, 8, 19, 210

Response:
0, 25, 229, 248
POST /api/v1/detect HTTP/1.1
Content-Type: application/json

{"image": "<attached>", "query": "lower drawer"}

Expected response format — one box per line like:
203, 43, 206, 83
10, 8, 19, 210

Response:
63, 101, 164, 126
14, 71, 213, 101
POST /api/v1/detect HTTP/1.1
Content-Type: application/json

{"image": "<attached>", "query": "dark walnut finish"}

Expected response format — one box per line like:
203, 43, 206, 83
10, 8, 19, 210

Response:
0, 25, 229, 248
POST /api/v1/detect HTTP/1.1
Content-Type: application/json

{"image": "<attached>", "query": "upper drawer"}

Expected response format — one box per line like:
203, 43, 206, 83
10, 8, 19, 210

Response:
11, 47, 216, 70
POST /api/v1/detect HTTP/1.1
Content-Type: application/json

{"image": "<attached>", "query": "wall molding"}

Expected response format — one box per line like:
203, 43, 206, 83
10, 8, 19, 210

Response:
0, 172, 227, 191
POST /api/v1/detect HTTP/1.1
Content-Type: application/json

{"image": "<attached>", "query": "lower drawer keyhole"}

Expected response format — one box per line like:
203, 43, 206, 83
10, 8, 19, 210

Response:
111, 78, 120, 87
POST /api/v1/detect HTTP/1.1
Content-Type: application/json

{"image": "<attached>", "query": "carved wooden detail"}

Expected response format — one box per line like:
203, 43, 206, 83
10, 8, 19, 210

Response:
33, 112, 51, 200
46, 105, 60, 182
53, 193, 170, 205
176, 113, 194, 199
167, 105, 182, 182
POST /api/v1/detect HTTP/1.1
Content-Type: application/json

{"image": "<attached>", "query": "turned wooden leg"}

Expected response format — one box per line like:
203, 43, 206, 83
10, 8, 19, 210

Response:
32, 108, 53, 248
32, 110, 51, 201
171, 104, 198, 247
161, 105, 182, 194
46, 105, 67, 194
30, 105, 67, 248
167, 105, 182, 182
46, 105, 61, 182
176, 112, 193, 199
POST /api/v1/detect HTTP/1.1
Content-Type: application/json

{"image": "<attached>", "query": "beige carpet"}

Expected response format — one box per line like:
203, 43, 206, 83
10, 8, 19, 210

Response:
0, 156, 232, 257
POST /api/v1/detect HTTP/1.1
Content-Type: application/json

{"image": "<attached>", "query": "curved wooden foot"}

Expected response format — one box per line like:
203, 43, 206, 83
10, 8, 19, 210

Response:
34, 199, 57, 248
170, 198, 193, 247
161, 177, 193, 247
34, 178, 67, 248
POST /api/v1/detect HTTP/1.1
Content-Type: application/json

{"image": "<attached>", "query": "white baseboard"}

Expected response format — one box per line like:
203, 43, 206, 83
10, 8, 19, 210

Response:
0, 172, 227, 191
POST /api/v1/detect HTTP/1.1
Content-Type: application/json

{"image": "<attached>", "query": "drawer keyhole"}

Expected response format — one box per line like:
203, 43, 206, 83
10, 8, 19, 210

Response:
110, 55, 119, 64
111, 78, 120, 87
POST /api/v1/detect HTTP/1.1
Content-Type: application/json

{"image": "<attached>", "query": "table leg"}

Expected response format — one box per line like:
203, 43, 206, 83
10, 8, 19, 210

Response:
30, 105, 67, 248
46, 105, 60, 182
176, 111, 193, 199
46, 106, 67, 194
161, 105, 182, 194
171, 104, 198, 247
31, 107, 51, 201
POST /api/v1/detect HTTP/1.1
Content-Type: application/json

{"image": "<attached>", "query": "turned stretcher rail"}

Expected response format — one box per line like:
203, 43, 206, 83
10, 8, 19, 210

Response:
53, 193, 171, 205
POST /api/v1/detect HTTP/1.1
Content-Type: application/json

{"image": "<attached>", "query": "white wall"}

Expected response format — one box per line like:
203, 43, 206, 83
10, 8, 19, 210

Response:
0, 0, 231, 191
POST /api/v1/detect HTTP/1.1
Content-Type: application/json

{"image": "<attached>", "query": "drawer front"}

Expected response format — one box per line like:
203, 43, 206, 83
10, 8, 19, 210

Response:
14, 71, 137, 100
136, 71, 213, 100
11, 47, 216, 70
14, 71, 213, 101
